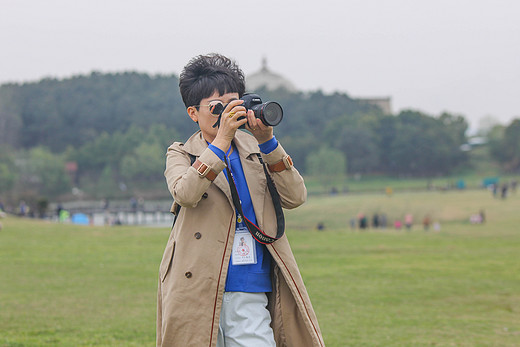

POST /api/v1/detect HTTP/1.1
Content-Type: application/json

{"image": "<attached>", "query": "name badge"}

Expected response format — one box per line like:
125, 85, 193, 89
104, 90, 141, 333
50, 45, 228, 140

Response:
232, 222, 257, 266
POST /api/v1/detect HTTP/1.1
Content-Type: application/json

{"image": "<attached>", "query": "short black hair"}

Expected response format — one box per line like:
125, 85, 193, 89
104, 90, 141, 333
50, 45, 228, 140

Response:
179, 53, 246, 108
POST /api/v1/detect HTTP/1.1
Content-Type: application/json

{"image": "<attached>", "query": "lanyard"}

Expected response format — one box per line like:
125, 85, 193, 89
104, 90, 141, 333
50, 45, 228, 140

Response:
225, 153, 285, 244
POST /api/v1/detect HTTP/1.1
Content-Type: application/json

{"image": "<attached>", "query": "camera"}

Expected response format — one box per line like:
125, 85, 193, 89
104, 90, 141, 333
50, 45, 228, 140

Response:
239, 93, 283, 127
210, 93, 283, 129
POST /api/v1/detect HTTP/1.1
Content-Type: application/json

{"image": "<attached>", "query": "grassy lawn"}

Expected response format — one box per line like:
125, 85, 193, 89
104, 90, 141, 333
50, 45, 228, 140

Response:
1, 189, 519, 346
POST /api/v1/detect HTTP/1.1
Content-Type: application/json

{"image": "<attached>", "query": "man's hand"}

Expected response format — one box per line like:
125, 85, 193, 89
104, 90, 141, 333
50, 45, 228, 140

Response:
212, 100, 248, 152
245, 110, 274, 144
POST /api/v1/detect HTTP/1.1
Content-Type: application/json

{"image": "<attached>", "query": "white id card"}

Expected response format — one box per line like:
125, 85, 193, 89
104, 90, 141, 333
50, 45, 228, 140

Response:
232, 226, 257, 265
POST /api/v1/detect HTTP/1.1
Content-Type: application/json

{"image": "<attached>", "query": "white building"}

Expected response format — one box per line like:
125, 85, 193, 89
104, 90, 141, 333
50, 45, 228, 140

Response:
246, 58, 297, 93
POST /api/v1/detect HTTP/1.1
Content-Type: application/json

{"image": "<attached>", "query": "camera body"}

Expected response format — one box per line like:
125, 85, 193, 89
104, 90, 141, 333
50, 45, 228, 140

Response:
239, 93, 283, 128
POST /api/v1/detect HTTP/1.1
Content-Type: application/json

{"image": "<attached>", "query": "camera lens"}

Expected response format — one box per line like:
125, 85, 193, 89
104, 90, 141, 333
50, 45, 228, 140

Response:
260, 102, 283, 126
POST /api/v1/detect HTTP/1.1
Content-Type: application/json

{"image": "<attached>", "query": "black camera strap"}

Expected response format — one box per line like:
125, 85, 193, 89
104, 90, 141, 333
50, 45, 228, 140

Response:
225, 153, 285, 244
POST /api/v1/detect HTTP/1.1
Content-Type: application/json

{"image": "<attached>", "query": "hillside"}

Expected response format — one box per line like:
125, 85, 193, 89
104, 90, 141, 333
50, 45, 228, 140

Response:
1, 71, 517, 204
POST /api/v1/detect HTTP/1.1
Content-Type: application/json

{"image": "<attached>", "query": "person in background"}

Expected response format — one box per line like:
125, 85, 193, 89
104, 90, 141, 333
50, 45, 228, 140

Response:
380, 213, 388, 229
19, 201, 27, 217
358, 213, 368, 229
372, 213, 380, 228
0, 201, 5, 231
405, 213, 413, 231
56, 203, 63, 219
501, 183, 508, 199
349, 217, 357, 229
423, 215, 431, 231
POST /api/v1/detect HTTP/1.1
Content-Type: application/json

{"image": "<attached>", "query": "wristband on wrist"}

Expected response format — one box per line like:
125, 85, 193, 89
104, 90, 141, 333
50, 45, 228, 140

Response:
268, 155, 293, 173
193, 159, 218, 181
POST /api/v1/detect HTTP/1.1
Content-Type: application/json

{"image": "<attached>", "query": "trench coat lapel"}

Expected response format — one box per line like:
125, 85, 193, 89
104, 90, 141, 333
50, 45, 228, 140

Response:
212, 170, 232, 205
233, 132, 267, 229
182, 132, 233, 207
182, 131, 267, 226
241, 157, 266, 228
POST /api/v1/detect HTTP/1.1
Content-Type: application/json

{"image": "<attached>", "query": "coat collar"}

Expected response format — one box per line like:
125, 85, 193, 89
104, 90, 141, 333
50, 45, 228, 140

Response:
182, 130, 267, 229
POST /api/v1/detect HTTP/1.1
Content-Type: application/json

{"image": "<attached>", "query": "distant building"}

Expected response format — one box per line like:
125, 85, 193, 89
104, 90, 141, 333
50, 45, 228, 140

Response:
356, 97, 392, 114
246, 58, 392, 114
460, 136, 488, 151
246, 58, 297, 93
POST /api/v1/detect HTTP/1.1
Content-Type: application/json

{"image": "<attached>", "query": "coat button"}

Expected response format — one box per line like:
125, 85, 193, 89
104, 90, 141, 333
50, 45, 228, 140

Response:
202, 192, 208, 199
194, 232, 201, 239
185, 271, 192, 278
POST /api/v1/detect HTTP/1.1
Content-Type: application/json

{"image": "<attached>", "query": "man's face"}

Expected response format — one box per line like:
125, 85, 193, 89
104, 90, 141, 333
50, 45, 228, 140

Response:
187, 91, 239, 143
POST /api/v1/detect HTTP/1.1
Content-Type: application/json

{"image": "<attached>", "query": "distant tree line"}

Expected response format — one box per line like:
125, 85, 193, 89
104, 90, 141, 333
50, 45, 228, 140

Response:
487, 119, 520, 172
0, 71, 517, 203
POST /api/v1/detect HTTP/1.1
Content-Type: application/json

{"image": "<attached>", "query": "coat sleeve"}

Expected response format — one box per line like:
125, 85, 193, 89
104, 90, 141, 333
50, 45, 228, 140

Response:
164, 142, 227, 208
261, 142, 307, 209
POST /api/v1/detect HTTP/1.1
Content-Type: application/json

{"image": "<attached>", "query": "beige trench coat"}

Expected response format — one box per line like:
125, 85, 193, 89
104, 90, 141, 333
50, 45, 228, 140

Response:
157, 130, 324, 347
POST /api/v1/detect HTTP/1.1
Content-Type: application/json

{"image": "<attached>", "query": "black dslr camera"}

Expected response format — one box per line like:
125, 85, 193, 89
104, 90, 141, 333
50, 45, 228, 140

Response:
211, 93, 283, 129
239, 93, 283, 127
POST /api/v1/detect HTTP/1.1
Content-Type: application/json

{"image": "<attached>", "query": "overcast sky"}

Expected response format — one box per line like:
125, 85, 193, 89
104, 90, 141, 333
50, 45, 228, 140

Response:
1, 0, 519, 129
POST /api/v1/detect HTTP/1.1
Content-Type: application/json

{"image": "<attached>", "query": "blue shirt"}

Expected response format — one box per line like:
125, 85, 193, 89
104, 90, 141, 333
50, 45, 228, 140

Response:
208, 136, 278, 292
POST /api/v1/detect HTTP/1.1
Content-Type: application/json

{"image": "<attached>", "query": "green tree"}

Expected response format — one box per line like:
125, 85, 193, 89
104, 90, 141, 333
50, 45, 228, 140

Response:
0, 145, 17, 193
96, 165, 118, 198
75, 125, 145, 173
0, 71, 479, 184
487, 124, 506, 163
120, 142, 165, 181
489, 119, 520, 171
22, 147, 71, 197
0, 86, 22, 147
277, 134, 319, 174
306, 147, 346, 187
385, 110, 468, 176
143, 123, 178, 149
335, 125, 379, 175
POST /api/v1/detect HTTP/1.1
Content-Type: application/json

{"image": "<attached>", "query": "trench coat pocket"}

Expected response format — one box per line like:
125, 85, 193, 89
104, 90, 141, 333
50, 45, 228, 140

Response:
160, 241, 176, 282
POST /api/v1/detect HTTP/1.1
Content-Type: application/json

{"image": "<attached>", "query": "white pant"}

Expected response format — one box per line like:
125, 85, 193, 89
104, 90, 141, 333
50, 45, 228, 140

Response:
216, 292, 276, 347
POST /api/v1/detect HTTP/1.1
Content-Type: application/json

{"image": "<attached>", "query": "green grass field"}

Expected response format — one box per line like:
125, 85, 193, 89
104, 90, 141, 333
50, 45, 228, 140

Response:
1, 189, 519, 346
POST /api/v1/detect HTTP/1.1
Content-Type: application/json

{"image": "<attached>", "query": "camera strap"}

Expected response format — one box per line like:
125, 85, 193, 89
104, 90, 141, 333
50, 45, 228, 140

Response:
225, 153, 285, 244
